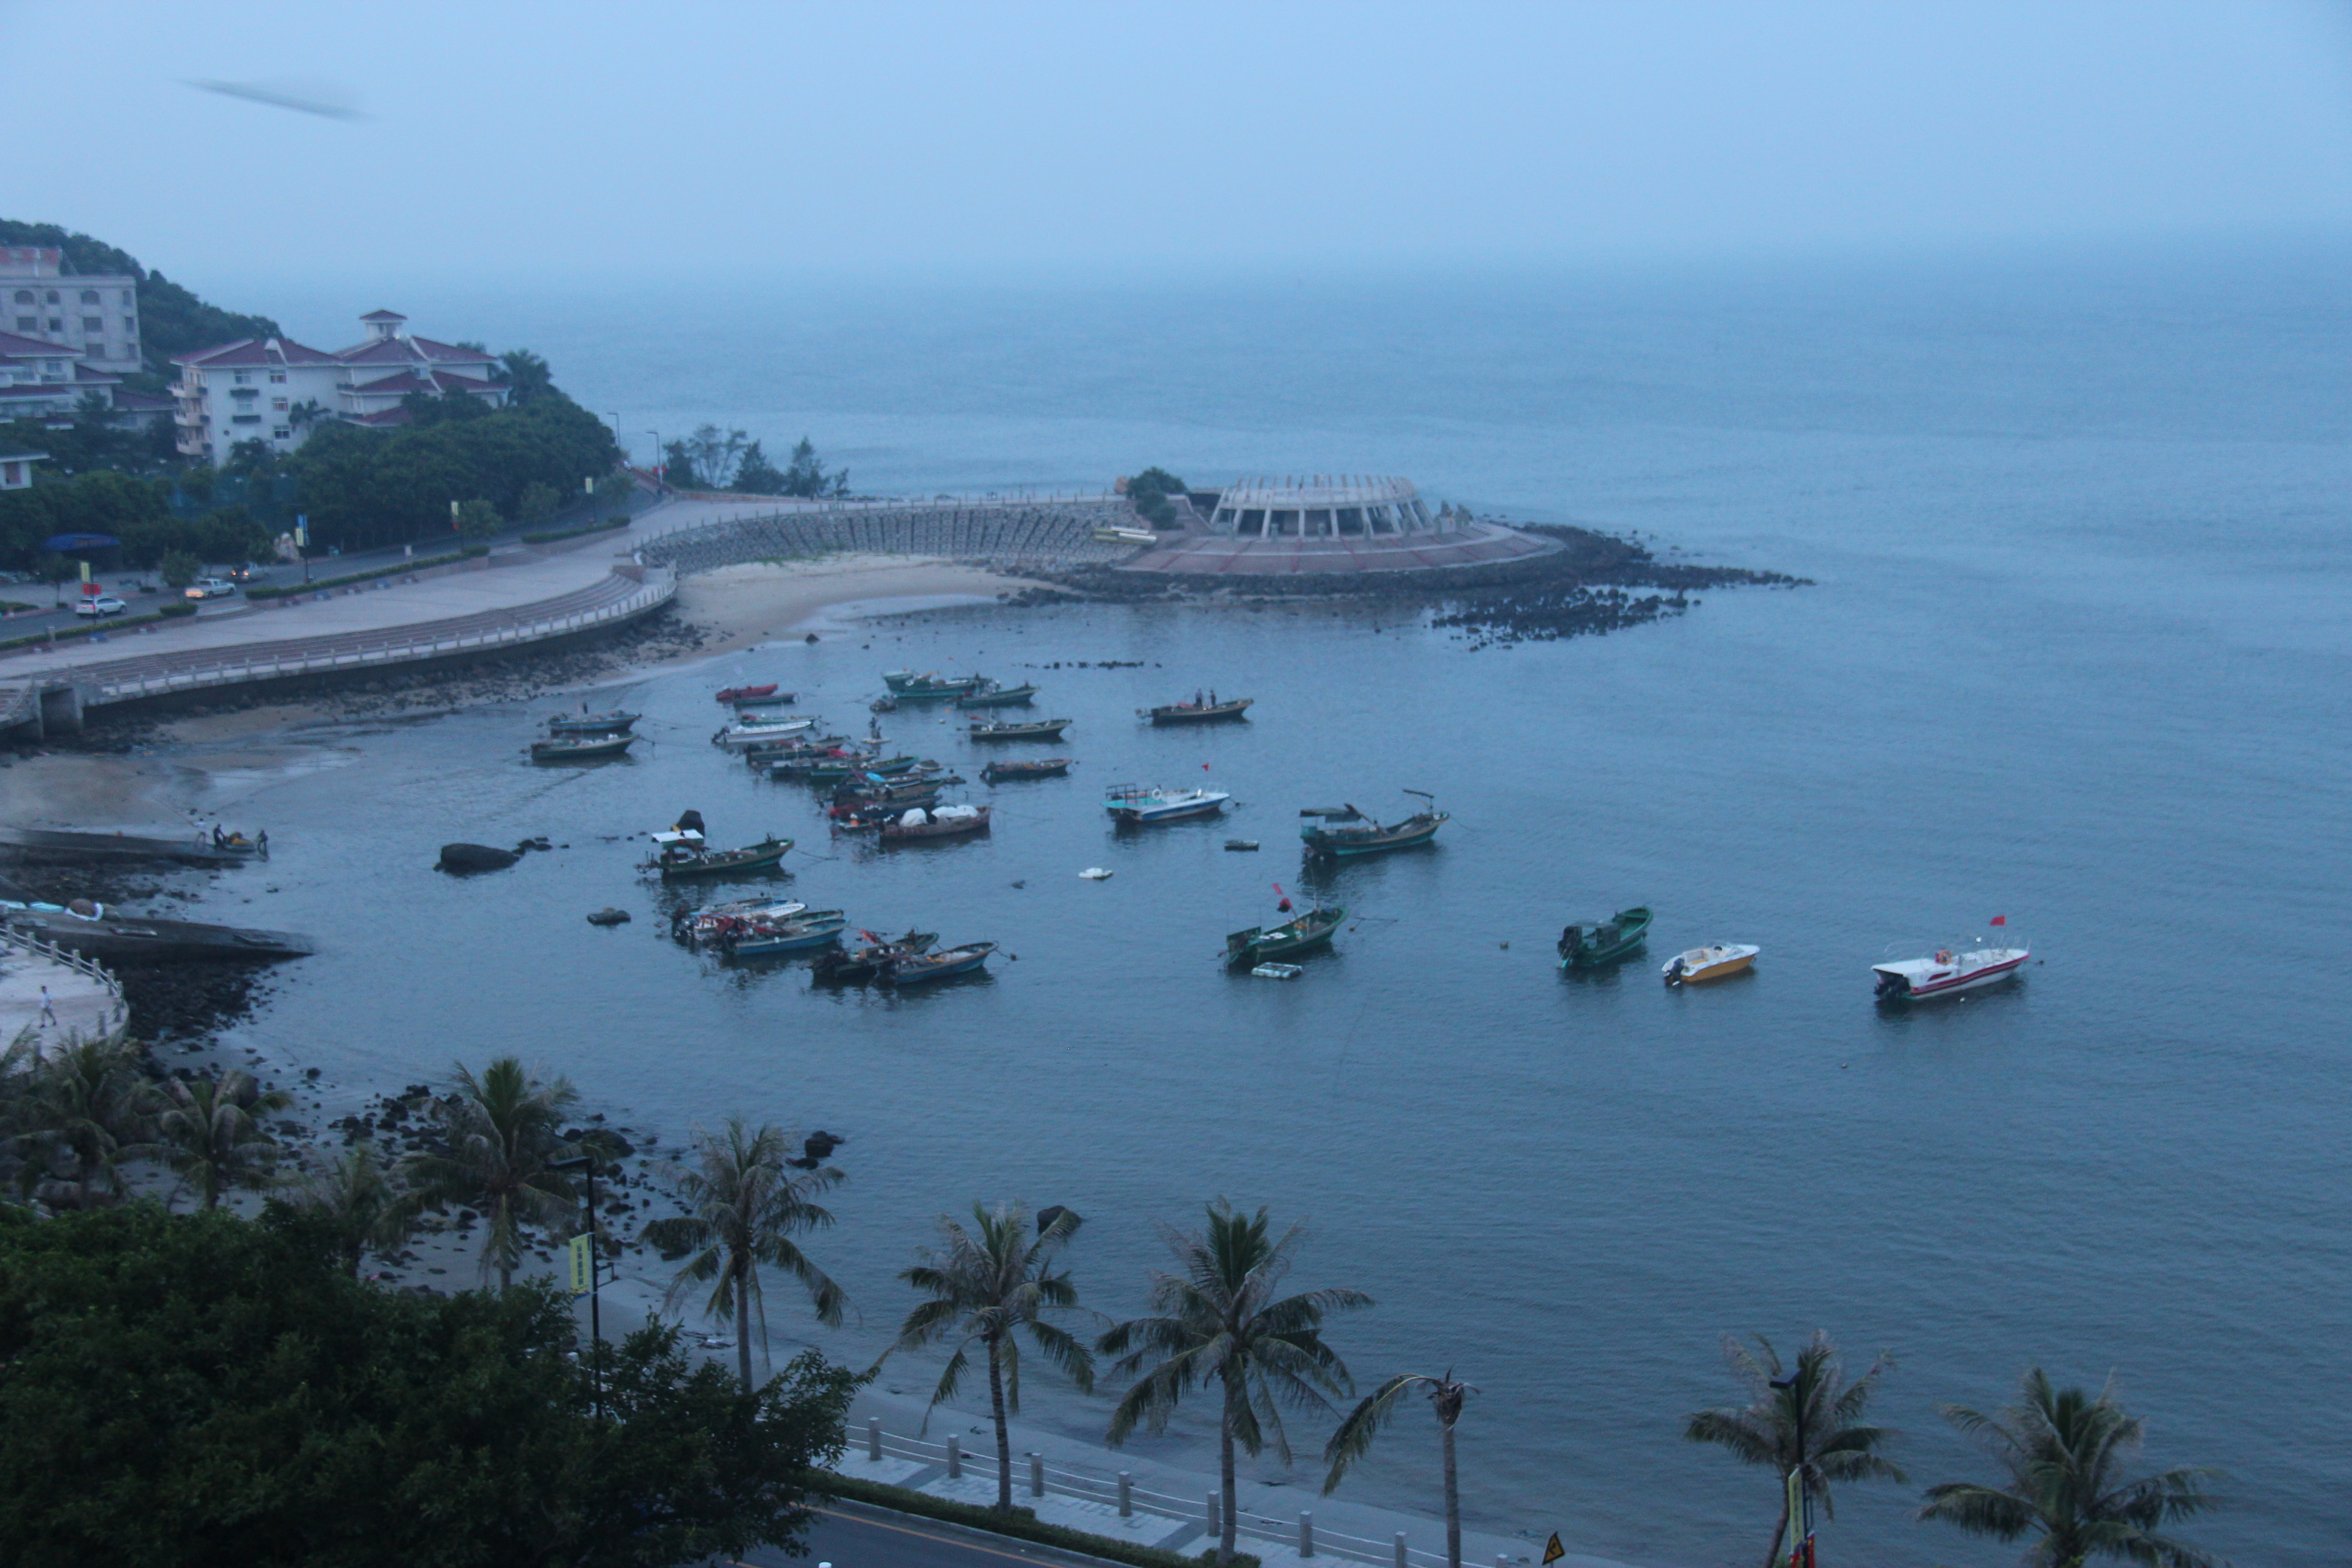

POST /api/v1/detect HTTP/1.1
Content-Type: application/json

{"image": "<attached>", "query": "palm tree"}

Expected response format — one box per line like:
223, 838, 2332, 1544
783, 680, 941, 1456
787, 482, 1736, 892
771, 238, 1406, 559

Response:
154, 1068, 291, 1209
282, 1144, 412, 1276
1684, 1332, 1907, 1568
1917, 1367, 2227, 1568
399, 1057, 587, 1289
642, 1119, 847, 1394
4, 1037, 158, 1208
1324, 1370, 1480, 1568
1100, 1200, 1370, 1565
880, 1201, 1095, 1514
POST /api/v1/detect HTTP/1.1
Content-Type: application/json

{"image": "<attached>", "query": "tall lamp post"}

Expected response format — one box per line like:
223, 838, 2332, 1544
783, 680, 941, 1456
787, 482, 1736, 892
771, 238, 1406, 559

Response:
647, 429, 663, 494
551, 1154, 604, 1416
1769, 1371, 1812, 1568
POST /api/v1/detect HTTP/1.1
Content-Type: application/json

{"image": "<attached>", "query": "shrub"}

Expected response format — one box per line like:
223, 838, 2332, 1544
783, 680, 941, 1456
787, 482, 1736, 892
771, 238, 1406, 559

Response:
156, 601, 197, 618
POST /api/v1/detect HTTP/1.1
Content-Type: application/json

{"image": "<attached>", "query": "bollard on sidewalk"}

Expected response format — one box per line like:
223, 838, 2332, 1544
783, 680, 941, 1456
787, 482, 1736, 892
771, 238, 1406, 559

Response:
1394, 1530, 1409, 1568
1300, 1510, 1314, 1558
946, 1435, 961, 1479
1117, 1472, 1132, 1517
1207, 1490, 1220, 1531
866, 1417, 881, 1461
1029, 1452, 1044, 1498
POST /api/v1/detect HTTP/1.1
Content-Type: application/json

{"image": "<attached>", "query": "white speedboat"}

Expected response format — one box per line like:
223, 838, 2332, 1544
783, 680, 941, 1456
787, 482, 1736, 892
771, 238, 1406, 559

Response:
1663, 943, 1759, 985
712, 715, 817, 750
1102, 784, 1231, 824
1872, 941, 2029, 1002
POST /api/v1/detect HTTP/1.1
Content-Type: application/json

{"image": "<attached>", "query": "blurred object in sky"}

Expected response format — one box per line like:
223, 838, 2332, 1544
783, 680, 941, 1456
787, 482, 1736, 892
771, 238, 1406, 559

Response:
186, 76, 364, 121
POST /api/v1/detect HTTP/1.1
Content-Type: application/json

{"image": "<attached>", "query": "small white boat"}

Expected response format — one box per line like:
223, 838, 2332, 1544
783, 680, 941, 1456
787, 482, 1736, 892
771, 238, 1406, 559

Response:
1103, 784, 1231, 824
1872, 941, 2029, 1002
711, 715, 818, 750
1250, 962, 1304, 980
1663, 944, 1759, 985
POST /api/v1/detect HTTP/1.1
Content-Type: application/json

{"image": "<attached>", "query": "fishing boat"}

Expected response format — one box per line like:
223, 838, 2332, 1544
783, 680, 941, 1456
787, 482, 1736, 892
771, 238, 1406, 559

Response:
1662, 943, 1760, 985
1103, 784, 1231, 824
1145, 696, 1253, 725
879, 804, 991, 843
712, 715, 818, 750
675, 897, 808, 945
530, 733, 637, 762
892, 672, 988, 700
811, 930, 940, 983
805, 755, 941, 785
954, 682, 1039, 710
969, 718, 1072, 741
1225, 904, 1346, 966
653, 835, 793, 880
1250, 962, 1304, 980
547, 709, 641, 736
1872, 937, 2030, 1003
878, 941, 997, 985
747, 735, 854, 765
981, 757, 1070, 783
1298, 791, 1449, 858
715, 909, 848, 957
1558, 906, 1653, 969
714, 683, 781, 703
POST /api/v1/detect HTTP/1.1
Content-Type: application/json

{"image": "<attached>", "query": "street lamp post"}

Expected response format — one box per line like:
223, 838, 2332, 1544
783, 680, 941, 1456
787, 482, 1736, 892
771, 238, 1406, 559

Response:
1770, 1371, 1812, 1568
552, 1154, 604, 1416
647, 430, 662, 494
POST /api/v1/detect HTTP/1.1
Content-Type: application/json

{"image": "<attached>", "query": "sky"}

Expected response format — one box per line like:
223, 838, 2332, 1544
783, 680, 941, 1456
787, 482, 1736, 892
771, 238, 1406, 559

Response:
9, 0, 2352, 289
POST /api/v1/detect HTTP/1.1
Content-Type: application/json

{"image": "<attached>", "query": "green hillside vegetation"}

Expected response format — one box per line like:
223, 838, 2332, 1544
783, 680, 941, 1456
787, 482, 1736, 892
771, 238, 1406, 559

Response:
0, 219, 278, 372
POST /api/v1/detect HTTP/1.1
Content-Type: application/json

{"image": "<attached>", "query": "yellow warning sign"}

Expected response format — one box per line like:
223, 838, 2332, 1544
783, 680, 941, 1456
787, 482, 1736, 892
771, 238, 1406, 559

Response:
1543, 1532, 1566, 1564
567, 1233, 593, 1296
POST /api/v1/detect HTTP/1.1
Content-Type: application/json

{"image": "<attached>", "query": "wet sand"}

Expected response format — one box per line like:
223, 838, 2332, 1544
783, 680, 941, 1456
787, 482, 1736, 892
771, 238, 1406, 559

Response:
666, 556, 1049, 660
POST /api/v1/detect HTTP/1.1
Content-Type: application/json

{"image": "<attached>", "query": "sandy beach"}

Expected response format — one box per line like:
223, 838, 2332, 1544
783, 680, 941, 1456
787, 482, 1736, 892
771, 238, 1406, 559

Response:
666, 555, 1052, 661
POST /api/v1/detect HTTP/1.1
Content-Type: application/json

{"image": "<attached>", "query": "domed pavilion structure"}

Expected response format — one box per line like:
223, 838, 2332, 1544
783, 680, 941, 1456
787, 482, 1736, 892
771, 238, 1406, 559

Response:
1116, 474, 1554, 576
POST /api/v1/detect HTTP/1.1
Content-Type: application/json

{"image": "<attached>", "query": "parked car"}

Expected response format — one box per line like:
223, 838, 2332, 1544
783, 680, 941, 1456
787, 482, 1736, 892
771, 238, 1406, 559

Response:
74, 595, 127, 617
185, 577, 238, 599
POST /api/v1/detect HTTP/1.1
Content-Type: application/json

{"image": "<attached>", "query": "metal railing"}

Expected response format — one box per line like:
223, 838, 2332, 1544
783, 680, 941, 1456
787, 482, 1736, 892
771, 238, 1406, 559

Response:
0, 927, 128, 1044
846, 1419, 1495, 1568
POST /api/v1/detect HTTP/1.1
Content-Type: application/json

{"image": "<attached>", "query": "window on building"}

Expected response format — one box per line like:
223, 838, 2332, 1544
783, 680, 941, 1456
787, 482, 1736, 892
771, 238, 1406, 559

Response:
79, 290, 98, 304
10, 290, 28, 304
13, 318, 31, 333
271, 397, 288, 411
42, 291, 58, 304
122, 317, 137, 336
82, 318, 103, 335
272, 427, 292, 440
233, 371, 250, 384
46, 318, 62, 333
120, 290, 132, 305
268, 370, 286, 383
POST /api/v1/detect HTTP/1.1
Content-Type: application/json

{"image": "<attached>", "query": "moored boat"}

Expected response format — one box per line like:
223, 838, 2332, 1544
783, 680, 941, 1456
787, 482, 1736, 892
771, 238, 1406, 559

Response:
954, 682, 1039, 710
547, 710, 641, 736
1872, 936, 2029, 1003
1663, 943, 1760, 985
969, 718, 1072, 741
653, 835, 792, 880
879, 804, 991, 843
714, 683, 781, 703
712, 715, 818, 750
812, 929, 940, 983
1103, 784, 1231, 824
981, 757, 1070, 783
1225, 904, 1346, 966
878, 941, 996, 985
530, 733, 636, 762
1298, 791, 1448, 858
892, 672, 988, 699
1559, 906, 1652, 969
715, 909, 848, 957
1145, 696, 1253, 725
674, 897, 808, 945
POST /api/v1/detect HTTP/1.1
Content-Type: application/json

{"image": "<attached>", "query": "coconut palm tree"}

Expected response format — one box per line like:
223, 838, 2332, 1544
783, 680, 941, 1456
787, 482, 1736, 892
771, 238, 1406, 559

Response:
1917, 1367, 2227, 1568
880, 1201, 1095, 1514
1099, 1200, 1370, 1565
399, 1057, 588, 1289
642, 1119, 847, 1394
282, 1144, 412, 1276
1323, 1370, 1480, 1568
4, 1037, 158, 1208
1684, 1331, 1907, 1568
154, 1068, 291, 1209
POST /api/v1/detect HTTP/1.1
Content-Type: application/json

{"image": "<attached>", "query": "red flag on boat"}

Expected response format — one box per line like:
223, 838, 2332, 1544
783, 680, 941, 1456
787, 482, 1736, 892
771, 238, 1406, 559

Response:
1273, 881, 1291, 912
1989, 915, 2006, 926
1202, 761, 1210, 770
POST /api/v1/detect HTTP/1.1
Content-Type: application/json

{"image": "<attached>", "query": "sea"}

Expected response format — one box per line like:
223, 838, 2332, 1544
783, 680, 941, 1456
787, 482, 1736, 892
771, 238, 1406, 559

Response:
217, 242, 2352, 1567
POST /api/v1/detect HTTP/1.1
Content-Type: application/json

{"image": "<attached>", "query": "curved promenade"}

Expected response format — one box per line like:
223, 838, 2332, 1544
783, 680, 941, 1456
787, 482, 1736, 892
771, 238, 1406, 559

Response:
0, 929, 126, 1056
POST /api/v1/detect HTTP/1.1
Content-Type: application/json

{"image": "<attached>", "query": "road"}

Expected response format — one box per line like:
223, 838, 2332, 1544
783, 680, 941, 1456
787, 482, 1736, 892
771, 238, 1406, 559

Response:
734, 1504, 1132, 1568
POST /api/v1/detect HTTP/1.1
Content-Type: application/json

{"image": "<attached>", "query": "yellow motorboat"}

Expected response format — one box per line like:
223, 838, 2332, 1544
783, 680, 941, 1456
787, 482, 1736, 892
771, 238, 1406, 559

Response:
1662, 943, 1759, 985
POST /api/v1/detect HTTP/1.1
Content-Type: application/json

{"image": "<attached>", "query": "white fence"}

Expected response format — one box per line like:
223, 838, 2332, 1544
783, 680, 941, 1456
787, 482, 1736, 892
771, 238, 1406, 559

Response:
0, 927, 128, 1047
852, 1419, 1508, 1568
81, 571, 675, 704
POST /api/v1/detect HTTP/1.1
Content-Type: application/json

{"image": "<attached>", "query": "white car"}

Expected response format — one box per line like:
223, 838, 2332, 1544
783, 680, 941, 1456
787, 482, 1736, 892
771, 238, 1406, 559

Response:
185, 578, 238, 599
74, 595, 127, 617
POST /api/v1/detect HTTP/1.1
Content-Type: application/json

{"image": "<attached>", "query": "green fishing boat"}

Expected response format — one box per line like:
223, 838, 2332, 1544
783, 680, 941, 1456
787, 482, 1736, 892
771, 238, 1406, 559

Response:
655, 835, 793, 881
804, 754, 923, 784
1225, 904, 1346, 966
895, 673, 988, 700
954, 682, 1038, 710
1558, 906, 1651, 969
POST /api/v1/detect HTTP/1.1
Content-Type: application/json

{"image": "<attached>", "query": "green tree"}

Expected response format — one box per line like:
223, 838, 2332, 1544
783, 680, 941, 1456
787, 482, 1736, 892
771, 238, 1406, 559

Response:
153, 1068, 291, 1209
685, 424, 749, 490
1917, 1368, 2227, 1568
157, 549, 201, 590
643, 1119, 847, 1395
732, 439, 787, 495
516, 480, 560, 525
281, 1143, 412, 1276
454, 497, 500, 540
1100, 1200, 1369, 1563
399, 1057, 590, 1289
1323, 1370, 1480, 1568
2, 1037, 157, 1209
1127, 466, 1188, 528
498, 348, 555, 405
881, 1201, 1095, 1514
0, 1201, 858, 1567
1683, 1332, 1907, 1568
662, 439, 699, 490
780, 436, 848, 499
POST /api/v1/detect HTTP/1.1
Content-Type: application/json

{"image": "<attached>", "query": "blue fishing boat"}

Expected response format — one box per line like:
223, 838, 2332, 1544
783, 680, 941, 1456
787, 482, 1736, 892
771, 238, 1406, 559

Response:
878, 941, 996, 985
1298, 791, 1448, 858
717, 909, 847, 957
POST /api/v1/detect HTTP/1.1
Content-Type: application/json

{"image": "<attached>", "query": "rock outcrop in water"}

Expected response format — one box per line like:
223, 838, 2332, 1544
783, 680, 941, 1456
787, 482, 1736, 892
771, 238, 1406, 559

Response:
436, 843, 519, 874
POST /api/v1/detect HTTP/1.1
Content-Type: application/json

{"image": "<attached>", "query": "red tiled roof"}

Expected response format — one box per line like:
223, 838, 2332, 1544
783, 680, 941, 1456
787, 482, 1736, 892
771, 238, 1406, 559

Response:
0, 247, 63, 271
358, 309, 407, 322
70, 364, 122, 384
351, 405, 413, 427
332, 333, 497, 368
172, 337, 340, 368
0, 383, 78, 401
407, 336, 497, 365
0, 330, 79, 358
347, 368, 504, 398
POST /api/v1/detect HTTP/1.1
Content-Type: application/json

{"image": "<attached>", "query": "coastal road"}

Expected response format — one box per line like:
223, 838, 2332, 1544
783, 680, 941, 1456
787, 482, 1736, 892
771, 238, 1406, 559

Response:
735, 1504, 1148, 1568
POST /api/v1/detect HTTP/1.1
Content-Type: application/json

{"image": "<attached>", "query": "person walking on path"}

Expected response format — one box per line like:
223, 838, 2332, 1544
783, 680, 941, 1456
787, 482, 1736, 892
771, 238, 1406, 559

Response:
40, 985, 57, 1026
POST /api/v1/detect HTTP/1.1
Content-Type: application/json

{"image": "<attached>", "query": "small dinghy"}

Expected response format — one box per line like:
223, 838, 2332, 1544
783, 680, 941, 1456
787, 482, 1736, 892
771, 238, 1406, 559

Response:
879, 804, 991, 843
1144, 696, 1252, 725
531, 734, 636, 762
1559, 907, 1652, 970
878, 941, 996, 985
954, 681, 1039, 710
1104, 784, 1230, 824
1226, 904, 1345, 966
969, 718, 1072, 741
981, 757, 1070, 783
1662, 944, 1760, 985
548, 710, 640, 736
714, 683, 781, 703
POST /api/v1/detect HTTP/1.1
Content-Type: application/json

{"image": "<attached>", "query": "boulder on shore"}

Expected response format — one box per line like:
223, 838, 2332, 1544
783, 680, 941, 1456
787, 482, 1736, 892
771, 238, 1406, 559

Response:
437, 843, 520, 873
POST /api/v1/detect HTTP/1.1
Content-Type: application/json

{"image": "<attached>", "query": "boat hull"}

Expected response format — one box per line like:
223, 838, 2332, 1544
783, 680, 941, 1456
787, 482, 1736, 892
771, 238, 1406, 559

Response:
955, 685, 1037, 709
1148, 699, 1252, 725
657, 840, 792, 880
532, 736, 635, 761
1873, 949, 2029, 1002
969, 720, 1072, 742
1559, 906, 1654, 970
1664, 945, 1759, 984
982, 760, 1070, 782
1300, 813, 1447, 858
879, 942, 996, 985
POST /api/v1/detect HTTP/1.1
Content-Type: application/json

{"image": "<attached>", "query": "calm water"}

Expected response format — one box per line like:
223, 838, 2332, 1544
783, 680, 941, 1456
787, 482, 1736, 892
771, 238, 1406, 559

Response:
221, 246, 2352, 1567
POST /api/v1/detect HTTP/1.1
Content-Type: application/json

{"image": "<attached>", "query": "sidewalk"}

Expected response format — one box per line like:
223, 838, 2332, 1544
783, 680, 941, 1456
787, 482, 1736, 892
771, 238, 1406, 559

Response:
0, 934, 123, 1054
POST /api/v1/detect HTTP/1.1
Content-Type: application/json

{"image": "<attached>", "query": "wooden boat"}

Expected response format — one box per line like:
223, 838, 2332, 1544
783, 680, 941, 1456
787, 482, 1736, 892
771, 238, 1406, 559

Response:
969, 718, 1072, 741
1872, 938, 2029, 1003
1298, 792, 1448, 858
1104, 784, 1230, 824
674, 897, 808, 945
1225, 904, 1345, 966
715, 909, 847, 957
712, 716, 818, 750
893, 673, 988, 700
531, 734, 636, 762
811, 930, 939, 983
2, 903, 314, 964
0, 826, 267, 869
547, 710, 639, 736
1663, 944, 1760, 985
760, 745, 867, 775
954, 682, 1038, 710
747, 735, 854, 765
878, 941, 996, 985
981, 757, 1070, 782
1145, 697, 1253, 725
879, 805, 991, 843
654, 835, 792, 880
714, 683, 780, 703
1559, 906, 1652, 969
803, 754, 927, 784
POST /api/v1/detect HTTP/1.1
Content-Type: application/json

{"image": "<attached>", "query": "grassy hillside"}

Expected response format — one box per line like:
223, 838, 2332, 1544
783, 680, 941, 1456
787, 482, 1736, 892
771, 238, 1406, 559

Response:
0, 219, 279, 369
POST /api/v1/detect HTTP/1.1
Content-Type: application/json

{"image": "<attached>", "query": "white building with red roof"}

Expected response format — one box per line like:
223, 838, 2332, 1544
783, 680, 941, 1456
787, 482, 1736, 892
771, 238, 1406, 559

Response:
172, 310, 510, 464
0, 247, 142, 377
0, 330, 124, 420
